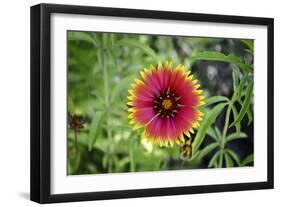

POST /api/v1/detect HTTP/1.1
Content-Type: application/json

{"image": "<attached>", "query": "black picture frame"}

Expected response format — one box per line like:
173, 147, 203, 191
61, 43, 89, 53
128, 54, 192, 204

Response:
30, 3, 274, 204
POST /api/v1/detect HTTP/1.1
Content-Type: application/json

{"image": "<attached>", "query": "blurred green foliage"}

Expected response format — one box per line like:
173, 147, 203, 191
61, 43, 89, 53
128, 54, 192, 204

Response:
67, 31, 254, 175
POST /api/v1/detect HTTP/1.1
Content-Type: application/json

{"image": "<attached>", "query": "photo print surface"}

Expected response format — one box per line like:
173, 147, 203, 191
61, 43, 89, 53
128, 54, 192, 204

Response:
67, 31, 254, 175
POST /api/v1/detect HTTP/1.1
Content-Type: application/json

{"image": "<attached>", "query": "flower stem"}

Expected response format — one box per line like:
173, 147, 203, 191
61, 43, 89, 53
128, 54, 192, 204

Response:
74, 130, 78, 155
101, 34, 113, 173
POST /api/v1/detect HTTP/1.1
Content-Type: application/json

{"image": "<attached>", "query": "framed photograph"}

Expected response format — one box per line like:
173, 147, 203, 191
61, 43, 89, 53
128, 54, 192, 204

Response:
30, 3, 274, 203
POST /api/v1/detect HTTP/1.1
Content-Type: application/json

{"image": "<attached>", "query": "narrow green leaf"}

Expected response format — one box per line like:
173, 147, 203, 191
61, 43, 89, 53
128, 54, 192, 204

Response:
241, 154, 254, 166
204, 96, 229, 107
91, 33, 101, 47
102, 33, 109, 47
225, 132, 247, 143
214, 160, 219, 168
247, 110, 253, 125
224, 151, 234, 167
245, 48, 253, 55
68, 32, 98, 47
189, 51, 253, 73
116, 38, 159, 62
229, 81, 253, 128
232, 70, 238, 92
214, 126, 222, 141
206, 127, 220, 142
231, 105, 241, 134
208, 150, 221, 168
225, 149, 241, 166
197, 142, 220, 161
241, 40, 254, 53
192, 102, 228, 155
110, 33, 116, 46
88, 111, 104, 151
238, 99, 253, 125
236, 77, 246, 100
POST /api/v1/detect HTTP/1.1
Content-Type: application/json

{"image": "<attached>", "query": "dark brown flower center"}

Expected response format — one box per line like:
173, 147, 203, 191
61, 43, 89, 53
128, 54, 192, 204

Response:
68, 114, 85, 131
154, 88, 181, 118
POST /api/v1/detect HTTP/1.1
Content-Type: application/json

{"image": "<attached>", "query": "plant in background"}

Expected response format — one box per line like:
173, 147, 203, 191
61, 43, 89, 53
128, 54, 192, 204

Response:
127, 62, 204, 147
189, 42, 254, 168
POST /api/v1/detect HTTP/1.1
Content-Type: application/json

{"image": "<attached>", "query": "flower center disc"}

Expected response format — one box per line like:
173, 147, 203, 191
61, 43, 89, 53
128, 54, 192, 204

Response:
154, 89, 180, 118
162, 99, 172, 109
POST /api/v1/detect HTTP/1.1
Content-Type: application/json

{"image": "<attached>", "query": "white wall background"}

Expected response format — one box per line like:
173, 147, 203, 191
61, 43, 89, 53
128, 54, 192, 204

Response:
0, 0, 279, 206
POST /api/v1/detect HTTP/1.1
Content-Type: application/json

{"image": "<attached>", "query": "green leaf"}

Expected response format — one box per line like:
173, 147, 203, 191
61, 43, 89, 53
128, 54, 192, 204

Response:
225, 132, 247, 143
213, 160, 219, 168
246, 109, 253, 125
225, 149, 241, 166
91, 33, 101, 47
208, 150, 221, 168
240, 154, 254, 166
192, 102, 228, 155
232, 70, 238, 92
102, 33, 109, 47
88, 111, 105, 151
231, 105, 241, 134
242, 40, 254, 53
238, 99, 253, 125
236, 77, 246, 100
229, 81, 253, 128
110, 76, 134, 102
110, 33, 116, 46
68, 32, 98, 47
215, 126, 222, 141
206, 127, 220, 142
197, 142, 220, 161
204, 96, 229, 107
116, 38, 159, 62
224, 151, 234, 167
245, 49, 253, 55
189, 51, 252, 73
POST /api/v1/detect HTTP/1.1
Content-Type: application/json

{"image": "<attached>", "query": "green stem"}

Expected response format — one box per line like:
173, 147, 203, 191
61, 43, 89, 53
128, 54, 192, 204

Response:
74, 130, 78, 155
129, 135, 135, 172
101, 34, 113, 173
219, 97, 235, 168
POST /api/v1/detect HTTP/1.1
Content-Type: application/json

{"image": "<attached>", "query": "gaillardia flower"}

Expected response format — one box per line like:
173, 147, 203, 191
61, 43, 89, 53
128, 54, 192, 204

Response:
127, 62, 204, 147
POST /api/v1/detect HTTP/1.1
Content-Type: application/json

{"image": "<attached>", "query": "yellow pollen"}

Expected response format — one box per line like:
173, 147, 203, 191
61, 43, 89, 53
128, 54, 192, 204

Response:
162, 99, 173, 110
